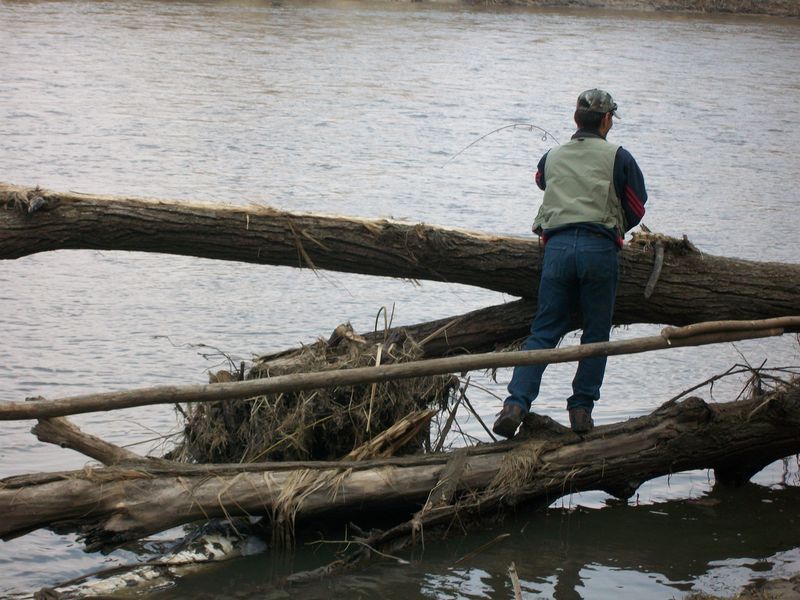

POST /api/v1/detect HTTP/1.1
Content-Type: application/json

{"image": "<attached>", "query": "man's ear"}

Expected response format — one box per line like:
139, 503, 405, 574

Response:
601, 112, 614, 134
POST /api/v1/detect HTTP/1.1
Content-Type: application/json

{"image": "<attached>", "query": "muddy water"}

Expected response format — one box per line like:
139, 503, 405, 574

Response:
1, 1, 799, 598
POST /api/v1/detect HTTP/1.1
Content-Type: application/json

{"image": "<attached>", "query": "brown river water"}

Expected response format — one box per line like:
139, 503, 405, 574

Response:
1, 1, 799, 597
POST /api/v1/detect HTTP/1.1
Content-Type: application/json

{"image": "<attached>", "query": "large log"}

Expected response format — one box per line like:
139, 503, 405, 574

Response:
252, 298, 539, 369
2, 380, 799, 552
2, 183, 799, 327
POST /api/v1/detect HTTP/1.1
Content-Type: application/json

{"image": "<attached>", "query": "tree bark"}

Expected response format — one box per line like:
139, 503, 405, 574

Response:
2, 381, 798, 552
2, 183, 799, 327
253, 298, 539, 369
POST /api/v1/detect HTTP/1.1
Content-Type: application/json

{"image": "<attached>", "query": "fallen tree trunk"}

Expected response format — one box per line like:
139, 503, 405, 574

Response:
252, 298, 539, 370
2, 380, 799, 551
2, 183, 799, 327
2, 318, 797, 420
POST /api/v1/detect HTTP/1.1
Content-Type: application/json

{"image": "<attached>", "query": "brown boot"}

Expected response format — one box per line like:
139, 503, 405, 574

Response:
568, 407, 594, 434
492, 403, 524, 439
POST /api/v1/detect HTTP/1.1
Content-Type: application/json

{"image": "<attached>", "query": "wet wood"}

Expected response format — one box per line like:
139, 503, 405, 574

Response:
1, 319, 796, 420
2, 183, 800, 329
2, 381, 798, 552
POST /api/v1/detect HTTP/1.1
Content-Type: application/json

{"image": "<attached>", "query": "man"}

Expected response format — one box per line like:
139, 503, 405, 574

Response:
492, 89, 647, 438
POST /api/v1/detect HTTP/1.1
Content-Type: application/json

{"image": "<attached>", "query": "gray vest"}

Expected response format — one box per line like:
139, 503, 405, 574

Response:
533, 137, 626, 234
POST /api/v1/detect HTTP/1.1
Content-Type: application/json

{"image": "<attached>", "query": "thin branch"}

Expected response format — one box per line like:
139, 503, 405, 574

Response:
450, 533, 512, 567
308, 538, 410, 564
434, 379, 467, 453
456, 378, 498, 443
4, 319, 796, 420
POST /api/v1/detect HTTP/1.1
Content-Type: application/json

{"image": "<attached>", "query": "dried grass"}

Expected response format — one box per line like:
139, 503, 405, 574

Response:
487, 439, 554, 498
170, 325, 456, 464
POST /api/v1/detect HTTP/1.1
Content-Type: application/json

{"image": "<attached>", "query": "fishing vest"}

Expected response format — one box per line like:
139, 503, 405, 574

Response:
533, 137, 626, 235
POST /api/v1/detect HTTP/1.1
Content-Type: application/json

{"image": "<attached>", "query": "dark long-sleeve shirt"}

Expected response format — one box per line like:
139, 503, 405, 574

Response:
534, 128, 648, 244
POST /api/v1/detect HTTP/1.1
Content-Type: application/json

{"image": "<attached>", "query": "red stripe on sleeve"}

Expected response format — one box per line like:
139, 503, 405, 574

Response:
624, 185, 645, 218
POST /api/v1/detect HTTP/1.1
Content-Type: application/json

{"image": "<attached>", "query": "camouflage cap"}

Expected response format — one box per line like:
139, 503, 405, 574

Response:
577, 89, 619, 118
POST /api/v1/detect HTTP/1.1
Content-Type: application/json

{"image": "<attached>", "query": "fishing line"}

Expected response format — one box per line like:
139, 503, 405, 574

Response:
440, 123, 560, 168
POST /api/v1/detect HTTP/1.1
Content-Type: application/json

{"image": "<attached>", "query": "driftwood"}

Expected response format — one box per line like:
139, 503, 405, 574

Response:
2, 183, 800, 328
31, 417, 153, 467
2, 318, 797, 420
3, 182, 799, 586
2, 379, 799, 552
251, 298, 540, 370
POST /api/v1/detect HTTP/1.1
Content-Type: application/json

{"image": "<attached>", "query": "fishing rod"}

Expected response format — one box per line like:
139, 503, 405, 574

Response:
440, 123, 560, 168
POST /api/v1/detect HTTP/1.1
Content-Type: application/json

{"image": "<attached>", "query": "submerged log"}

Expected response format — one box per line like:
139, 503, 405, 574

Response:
2, 183, 799, 327
2, 380, 799, 551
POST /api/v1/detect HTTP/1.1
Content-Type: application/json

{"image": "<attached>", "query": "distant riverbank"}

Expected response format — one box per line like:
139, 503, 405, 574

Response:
455, 0, 799, 17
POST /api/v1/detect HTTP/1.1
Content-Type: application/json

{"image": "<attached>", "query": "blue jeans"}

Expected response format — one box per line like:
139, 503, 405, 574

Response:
506, 228, 619, 414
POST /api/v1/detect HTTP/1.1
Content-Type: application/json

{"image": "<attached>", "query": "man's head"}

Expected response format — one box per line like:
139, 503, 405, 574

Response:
574, 88, 618, 136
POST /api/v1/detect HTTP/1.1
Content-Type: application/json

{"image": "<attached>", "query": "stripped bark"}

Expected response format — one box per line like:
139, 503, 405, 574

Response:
2, 183, 799, 328
32, 417, 151, 466
2, 319, 797, 420
2, 381, 798, 552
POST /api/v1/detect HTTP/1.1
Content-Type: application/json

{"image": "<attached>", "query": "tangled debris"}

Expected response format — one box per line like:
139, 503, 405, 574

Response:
170, 324, 457, 463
